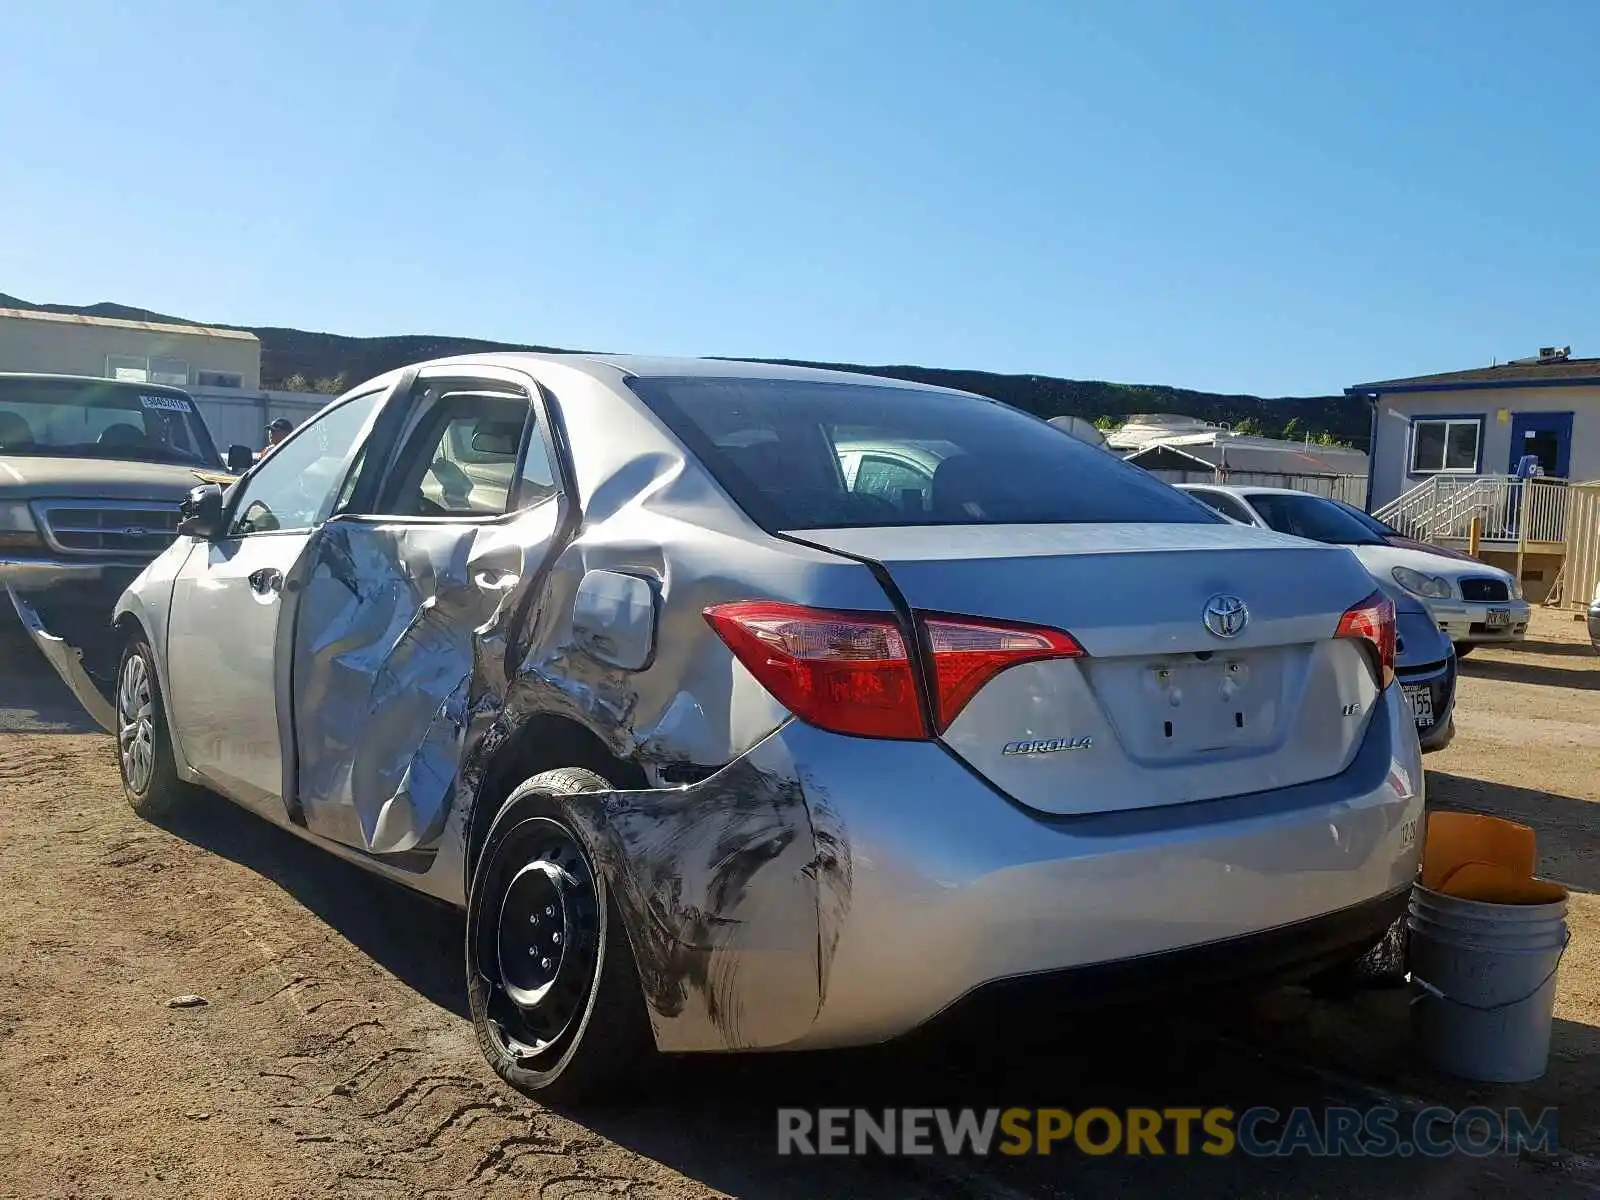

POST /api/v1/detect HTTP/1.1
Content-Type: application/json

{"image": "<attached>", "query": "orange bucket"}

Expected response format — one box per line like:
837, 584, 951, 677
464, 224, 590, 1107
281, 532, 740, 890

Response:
1420, 812, 1537, 893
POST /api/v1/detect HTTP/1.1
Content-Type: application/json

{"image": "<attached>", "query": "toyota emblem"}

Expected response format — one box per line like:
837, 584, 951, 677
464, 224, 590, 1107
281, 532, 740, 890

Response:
1203, 594, 1249, 638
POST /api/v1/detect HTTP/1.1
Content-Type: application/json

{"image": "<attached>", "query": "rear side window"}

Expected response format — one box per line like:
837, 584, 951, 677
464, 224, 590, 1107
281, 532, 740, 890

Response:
1188, 489, 1256, 524
630, 377, 1221, 530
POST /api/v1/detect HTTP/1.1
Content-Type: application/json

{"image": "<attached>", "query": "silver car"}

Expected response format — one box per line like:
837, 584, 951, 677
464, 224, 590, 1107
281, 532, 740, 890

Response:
23, 355, 1424, 1101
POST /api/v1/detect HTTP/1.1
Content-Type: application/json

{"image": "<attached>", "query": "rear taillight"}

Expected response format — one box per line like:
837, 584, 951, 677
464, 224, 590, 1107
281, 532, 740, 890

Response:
1336, 589, 1396, 689
703, 602, 925, 739
704, 602, 1085, 740
921, 615, 1084, 731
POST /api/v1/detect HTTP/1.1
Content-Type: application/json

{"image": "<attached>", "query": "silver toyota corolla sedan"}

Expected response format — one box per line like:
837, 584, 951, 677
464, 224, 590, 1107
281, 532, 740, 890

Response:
15, 354, 1423, 1101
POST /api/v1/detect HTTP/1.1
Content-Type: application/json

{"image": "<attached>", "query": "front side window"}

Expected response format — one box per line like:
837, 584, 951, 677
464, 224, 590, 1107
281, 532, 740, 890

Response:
631, 377, 1222, 530
1410, 418, 1480, 474
850, 453, 934, 516
227, 391, 384, 536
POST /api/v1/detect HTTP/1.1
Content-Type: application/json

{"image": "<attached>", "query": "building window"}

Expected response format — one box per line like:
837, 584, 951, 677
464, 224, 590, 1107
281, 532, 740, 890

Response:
149, 357, 190, 386
1410, 417, 1481, 474
106, 355, 149, 382
195, 371, 244, 388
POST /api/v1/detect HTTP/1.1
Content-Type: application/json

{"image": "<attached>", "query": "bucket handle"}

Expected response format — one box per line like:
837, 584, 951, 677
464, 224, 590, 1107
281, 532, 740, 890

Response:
1410, 930, 1571, 1014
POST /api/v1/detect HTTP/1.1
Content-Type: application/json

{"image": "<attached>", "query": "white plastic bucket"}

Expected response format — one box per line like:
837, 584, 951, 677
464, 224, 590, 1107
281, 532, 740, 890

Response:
1407, 885, 1569, 1083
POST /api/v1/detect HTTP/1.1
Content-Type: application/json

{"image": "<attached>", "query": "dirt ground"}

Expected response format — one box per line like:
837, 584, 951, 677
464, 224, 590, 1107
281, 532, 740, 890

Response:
2, 610, 1599, 1199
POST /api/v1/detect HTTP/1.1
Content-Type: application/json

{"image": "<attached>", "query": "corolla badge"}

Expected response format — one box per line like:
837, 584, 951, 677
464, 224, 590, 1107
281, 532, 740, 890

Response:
1002, 736, 1093, 756
1203, 594, 1249, 639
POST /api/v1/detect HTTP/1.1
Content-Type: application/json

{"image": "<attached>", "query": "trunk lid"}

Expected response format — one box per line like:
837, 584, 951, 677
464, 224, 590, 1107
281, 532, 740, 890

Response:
795, 522, 1385, 815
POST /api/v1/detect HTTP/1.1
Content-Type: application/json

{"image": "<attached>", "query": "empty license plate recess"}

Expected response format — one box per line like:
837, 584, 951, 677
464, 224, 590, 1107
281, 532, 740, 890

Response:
1403, 684, 1435, 727
1112, 652, 1284, 756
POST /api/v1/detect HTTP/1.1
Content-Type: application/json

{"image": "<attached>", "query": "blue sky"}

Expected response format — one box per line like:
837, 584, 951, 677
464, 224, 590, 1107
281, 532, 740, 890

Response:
2, 1, 1596, 396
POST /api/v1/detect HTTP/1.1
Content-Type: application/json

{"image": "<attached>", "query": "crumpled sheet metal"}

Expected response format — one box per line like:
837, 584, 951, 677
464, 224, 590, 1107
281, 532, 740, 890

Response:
441, 441, 877, 1050
471, 451, 875, 781
293, 522, 501, 853
548, 728, 855, 1053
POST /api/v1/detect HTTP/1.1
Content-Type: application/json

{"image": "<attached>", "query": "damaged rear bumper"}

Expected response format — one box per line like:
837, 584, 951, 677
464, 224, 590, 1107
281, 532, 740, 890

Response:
566, 685, 1424, 1055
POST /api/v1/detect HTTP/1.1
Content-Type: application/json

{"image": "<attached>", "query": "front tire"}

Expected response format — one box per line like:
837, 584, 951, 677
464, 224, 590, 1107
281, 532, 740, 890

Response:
466, 767, 656, 1104
1453, 642, 1476, 659
115, 640, 193, 819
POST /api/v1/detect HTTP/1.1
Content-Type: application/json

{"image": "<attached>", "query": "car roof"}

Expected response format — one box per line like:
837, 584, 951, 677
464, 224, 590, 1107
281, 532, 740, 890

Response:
400, 352, 981, 397
1177, 483, 1316, 499
0, 372, 194, 394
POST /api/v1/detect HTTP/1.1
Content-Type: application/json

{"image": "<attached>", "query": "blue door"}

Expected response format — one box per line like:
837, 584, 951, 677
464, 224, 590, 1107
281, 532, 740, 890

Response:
1507, 411, 1573, 478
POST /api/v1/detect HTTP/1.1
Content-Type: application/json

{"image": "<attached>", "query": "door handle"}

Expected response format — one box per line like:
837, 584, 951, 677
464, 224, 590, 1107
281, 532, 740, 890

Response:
248, 567, 283, 595
472, 568, 520, 591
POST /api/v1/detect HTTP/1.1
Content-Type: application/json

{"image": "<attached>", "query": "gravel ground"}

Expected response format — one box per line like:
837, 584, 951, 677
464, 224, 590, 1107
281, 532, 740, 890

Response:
1, 610, 1597, 1199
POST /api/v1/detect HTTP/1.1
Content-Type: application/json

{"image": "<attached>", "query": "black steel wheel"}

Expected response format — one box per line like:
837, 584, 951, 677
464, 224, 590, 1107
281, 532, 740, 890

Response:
486, 820, 601, 1057
466, 768, 656, 1103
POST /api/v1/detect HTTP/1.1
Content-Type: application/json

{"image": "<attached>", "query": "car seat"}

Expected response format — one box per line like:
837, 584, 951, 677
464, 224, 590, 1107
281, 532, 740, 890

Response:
0, 411, 35, 450
97, 423, 148, 448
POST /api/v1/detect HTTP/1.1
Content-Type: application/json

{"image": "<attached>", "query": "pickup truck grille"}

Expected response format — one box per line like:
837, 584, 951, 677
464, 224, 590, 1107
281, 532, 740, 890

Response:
1459, 577, 1510, 603
33, 500, 182, 558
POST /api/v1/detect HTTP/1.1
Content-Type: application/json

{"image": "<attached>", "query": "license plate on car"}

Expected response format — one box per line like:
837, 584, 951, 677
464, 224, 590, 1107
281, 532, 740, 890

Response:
1403, 685, 1435, 728
1485, 608, 1511, 628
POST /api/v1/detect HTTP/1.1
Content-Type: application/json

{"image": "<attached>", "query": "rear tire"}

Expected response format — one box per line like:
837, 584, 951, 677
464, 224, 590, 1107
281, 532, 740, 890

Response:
466, 767, 656, 1104
115, 639, 194, 819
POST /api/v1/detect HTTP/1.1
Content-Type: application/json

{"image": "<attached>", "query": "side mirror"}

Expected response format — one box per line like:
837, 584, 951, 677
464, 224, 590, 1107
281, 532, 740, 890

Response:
177, 483, 226, 540
226, 444, 255, 472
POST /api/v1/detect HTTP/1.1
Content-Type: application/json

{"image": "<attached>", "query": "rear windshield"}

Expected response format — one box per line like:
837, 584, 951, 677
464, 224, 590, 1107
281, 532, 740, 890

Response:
630, 377, 1222, 530
1248, 492, 1387, 546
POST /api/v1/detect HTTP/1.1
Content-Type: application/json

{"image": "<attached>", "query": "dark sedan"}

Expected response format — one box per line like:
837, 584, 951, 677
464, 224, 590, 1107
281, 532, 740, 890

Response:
1393, 586, 1457, 752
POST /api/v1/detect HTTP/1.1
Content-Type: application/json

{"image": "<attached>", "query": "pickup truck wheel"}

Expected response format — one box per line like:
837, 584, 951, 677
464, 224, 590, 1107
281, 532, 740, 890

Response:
467, 768, 656, 1104
115, 641, 192, 819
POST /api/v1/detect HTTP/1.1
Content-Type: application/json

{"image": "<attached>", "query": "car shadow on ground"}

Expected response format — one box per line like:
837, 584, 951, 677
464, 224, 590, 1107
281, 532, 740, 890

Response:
0, 635, 102, 735
1426, 770, 1600, 895
1509, 637, 1596, 660
153, 790, 470, 1018
146, 773, 1586, 1196
562, 996, 1562, 1199
1460, 656, 1600, 692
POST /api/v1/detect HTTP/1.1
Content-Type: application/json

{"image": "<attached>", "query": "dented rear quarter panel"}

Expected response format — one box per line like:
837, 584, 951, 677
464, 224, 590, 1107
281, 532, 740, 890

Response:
432, 359, 896, 1048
